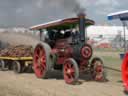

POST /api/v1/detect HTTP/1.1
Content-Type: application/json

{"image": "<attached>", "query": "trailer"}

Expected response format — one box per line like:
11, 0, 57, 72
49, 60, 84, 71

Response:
0, 56, 33, 73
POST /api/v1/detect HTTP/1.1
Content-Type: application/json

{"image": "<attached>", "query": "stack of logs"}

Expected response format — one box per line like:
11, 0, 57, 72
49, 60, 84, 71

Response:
0, 45, 33, 57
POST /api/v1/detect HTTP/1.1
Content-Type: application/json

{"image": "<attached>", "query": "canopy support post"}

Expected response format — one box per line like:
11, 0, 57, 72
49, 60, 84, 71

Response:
39, 29, 43, 41
121, 20, 126, 53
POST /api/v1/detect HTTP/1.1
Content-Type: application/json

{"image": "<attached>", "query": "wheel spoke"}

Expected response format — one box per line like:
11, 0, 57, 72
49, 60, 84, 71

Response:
66, 63, 70, 68
64, 59, 79, 84
35, 47, 40, 55
40, 66, 44, 74
35, 64, 40, 69
70, 74, 75, 79
68, 73, 74, 80
64, 66, 68, 72
40, 69, 43, 74
35, 53, 39, 58
65, 74, 71, 82
35, 56, 39, 62
33, 44, 49, 78
91, 58, 105, 81
39, 50, 43, 57
38, 46, 41, 52
70, 68, 75, 73
42, 56, 46, 63
96, 65, 103, 73
42, 63, 46, 69
68, 63, 72, 68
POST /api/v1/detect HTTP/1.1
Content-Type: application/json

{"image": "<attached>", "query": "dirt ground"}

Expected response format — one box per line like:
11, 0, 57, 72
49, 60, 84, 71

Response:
0, 32, 126, 96
0, 67, 124, 96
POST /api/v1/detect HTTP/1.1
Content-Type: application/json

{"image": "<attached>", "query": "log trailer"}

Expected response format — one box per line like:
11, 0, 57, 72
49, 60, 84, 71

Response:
0, 45, 33, 73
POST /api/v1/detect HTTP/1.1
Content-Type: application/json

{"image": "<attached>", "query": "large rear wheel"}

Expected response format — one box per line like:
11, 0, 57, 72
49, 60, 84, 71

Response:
63, 58, 79, 84
33, 42, 52, 79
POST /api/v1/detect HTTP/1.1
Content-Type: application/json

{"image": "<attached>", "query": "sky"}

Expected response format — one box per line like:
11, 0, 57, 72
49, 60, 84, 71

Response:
0, 0, 128, 28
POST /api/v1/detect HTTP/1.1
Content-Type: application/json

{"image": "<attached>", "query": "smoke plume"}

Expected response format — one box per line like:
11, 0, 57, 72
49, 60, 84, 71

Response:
0, 0, 86, 27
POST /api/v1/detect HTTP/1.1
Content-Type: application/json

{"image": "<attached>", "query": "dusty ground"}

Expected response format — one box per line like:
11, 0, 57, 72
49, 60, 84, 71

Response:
0, 66, 124, 96
0, 32, 126, 96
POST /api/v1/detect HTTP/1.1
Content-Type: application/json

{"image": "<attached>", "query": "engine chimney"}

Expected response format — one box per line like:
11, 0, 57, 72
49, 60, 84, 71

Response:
78, 13, 86, 42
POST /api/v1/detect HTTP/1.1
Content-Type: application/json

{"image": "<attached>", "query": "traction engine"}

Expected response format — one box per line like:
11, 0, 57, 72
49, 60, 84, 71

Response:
31, 13, 106, 84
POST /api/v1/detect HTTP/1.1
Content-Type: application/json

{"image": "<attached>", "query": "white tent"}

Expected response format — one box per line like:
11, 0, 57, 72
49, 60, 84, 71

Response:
87, 25, 128, 40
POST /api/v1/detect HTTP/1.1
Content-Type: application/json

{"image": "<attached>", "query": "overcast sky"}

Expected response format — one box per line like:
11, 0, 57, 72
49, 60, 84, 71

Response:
0, 0, 128, 28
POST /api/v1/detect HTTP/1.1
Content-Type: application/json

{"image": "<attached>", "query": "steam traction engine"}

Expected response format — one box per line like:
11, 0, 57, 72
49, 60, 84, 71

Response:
30, 13, 106, 84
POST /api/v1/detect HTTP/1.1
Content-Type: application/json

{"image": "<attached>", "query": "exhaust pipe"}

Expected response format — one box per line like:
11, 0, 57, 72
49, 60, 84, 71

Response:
78, 13, 86, 42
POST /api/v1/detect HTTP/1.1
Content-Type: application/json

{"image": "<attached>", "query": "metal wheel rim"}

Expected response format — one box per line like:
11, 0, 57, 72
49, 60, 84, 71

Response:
81, 44, 92, 59
91, 58, 104, 81
94, 61, 103, 80
33, 45, 46, 78
13, 61, 21, 73
63, 59, 78, 84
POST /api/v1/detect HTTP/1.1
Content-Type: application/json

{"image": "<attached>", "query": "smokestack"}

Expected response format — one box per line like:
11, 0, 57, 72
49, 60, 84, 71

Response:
78, 12, 86, 41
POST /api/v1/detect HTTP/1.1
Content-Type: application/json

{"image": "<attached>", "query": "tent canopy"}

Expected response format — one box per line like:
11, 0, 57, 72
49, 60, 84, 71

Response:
108, 10, 128, 20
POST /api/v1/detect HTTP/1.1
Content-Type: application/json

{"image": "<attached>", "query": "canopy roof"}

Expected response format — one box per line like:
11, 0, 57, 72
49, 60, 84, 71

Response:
30, 17, 94, 30
108, 10, 128, 20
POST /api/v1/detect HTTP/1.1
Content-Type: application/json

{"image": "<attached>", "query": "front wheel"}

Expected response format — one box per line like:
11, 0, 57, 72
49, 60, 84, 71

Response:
90, 57, 107, 81
63, 58, 79, 84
